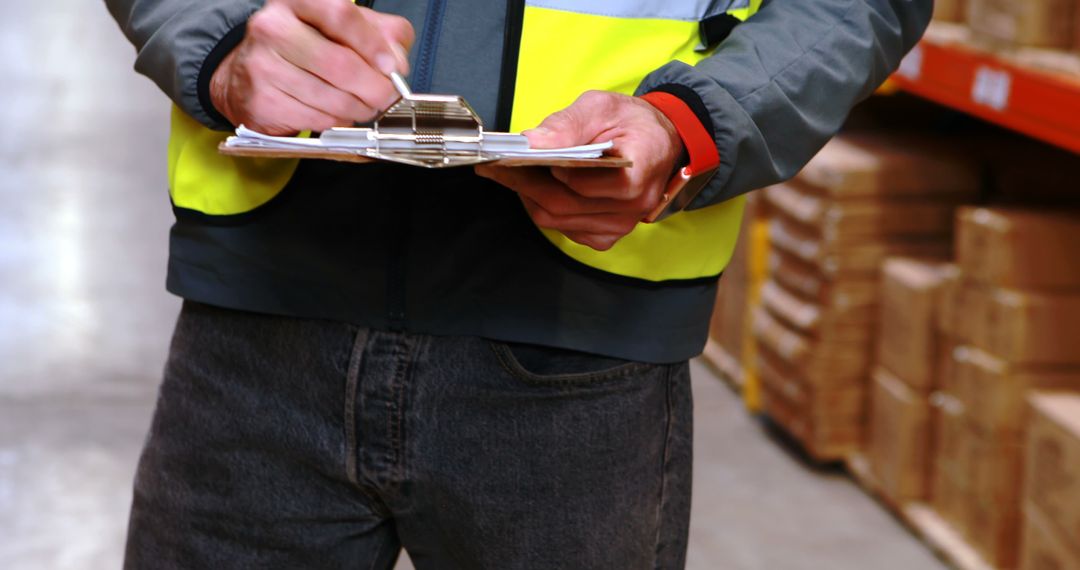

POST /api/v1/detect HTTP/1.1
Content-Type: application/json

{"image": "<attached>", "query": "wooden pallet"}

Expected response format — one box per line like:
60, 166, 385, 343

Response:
845, 453, 996, 570
756, 414, 847, 468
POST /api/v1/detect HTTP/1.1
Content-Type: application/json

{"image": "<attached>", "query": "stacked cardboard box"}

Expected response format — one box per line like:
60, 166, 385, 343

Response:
967, 0, 1077, 49
928, 207, 1080, 568
706, 196, 756, 388
1076, 2, 1080, 52
934, 0, 967, 23
754, 134, 978, 462
1021, 393, 1080, 570
868, 258, 953, 504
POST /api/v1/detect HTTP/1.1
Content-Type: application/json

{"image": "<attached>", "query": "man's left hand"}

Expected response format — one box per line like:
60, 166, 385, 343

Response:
475, 91, 685, 252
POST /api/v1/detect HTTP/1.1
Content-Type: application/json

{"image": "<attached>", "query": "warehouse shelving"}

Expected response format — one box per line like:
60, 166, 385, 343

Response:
889, 23, 1080, 155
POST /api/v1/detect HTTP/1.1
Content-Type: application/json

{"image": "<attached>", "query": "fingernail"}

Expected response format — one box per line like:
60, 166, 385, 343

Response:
525, 127, 551, 136
375, 52, 398, 76
390, 44, 409, 76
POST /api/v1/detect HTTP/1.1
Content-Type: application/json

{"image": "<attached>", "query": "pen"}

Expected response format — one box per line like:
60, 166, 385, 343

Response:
389, 71, 412, 99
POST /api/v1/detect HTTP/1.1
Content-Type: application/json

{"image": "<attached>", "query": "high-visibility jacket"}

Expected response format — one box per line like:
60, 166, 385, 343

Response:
168, 0, 762, 284
108, 0, 930, 362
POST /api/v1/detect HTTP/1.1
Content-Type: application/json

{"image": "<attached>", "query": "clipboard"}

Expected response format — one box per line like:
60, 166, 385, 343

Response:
219, 73, 631, 169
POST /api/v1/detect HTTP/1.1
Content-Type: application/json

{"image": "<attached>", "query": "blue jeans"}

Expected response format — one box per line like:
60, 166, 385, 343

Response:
124, 302, 693, 569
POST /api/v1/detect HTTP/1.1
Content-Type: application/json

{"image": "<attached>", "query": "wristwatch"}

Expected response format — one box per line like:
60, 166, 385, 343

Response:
639, 91, 721, 223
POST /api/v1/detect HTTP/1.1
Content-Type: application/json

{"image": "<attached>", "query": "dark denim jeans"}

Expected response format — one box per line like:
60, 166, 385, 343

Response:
124, 302, 693, 569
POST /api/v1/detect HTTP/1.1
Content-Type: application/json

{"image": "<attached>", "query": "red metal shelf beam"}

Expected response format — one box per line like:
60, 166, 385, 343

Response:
890, 33, 1080, 155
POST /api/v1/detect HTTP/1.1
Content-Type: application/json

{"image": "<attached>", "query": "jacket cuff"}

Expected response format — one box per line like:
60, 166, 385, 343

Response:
635, 61, 744, 210
640, 90, 720, 176
641, 83, 716, 143
196, 23, 248, 130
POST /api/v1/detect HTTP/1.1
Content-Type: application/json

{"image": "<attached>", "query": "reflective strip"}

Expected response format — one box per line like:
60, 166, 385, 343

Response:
168, 106, 304, 215
525, 0, 750, 21
511, 5, 752, 281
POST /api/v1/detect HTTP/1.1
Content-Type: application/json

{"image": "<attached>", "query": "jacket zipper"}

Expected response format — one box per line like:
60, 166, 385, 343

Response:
411, 0, 448, 93
495, 0, 526, 132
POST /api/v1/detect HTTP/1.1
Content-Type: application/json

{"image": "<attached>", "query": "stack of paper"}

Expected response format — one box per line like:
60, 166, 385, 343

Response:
224, 126, 613, 159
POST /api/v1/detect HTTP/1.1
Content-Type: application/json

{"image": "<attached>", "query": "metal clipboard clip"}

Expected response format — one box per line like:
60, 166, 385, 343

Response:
345, 72, 499, 168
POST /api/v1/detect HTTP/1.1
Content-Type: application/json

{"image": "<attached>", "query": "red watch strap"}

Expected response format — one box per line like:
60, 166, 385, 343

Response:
640, 91, 720, 175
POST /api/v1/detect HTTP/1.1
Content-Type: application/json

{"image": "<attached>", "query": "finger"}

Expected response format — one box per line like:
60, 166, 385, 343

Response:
562, 230, 622, 252
364, 9, 416, 54
258, 14, 399, 112
282, 0, 407, 75
521, 197, 638, 236
477, 165, 637, 215
267, 50, 378, 122
524, 90, 620, 149
249, 86, 353, 134
551, 166, 649, 201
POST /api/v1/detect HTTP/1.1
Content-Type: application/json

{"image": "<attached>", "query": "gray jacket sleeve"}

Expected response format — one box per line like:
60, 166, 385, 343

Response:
636, 0, 933, 209
105, 0, 263, 130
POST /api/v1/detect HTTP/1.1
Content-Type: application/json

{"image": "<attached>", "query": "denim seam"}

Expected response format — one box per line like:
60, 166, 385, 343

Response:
488, 342, 654, 385
344, 328, 389, 517
653, 364, 676, 568
387, 334, 419, 490
345, 329, 369, 486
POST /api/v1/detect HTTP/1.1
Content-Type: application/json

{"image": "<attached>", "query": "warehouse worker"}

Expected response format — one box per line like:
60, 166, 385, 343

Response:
107, 0, 932, 567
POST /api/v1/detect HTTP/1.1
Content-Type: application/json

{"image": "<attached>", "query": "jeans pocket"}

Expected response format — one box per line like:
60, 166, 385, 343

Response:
488, 340, 659, 385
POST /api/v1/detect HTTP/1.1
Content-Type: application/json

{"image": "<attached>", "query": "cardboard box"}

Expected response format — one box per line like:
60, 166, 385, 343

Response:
797, 134, 980, 198
931, 395, 974, 535
760, 382, 863, 462
1021, 502, 1080, 570
1025, 393, 1080, 558
936, 338, 961, 397
967, 0, 1076, 49
759, 345, 864, 463
932, 465, 971, 539
969, 495, 1022, 568
934, 0, 966, 22
759, 349, 866, 422
760, 279, 876, 340
954, 282, 995, 346
762, 182, 958, 241
1076, 1, 1080, 53
767, 250, 881, 310
954, 346, 1080, 436
967, 432, 1025, 568
935, 264, 963, 339
769, 214, 951, 278
877, 258, 950, 392
711, 210, 751, 362
869, 367, 933, 502
971, 288, 1080, 366
752, 306, 871, 386
957, 207, 1080, 291
937, 280, 995, 345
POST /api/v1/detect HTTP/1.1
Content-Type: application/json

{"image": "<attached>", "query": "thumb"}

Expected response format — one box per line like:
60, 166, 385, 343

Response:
523, 116, 584, 150
524, 92, 611, 149
523, 125, 580, 150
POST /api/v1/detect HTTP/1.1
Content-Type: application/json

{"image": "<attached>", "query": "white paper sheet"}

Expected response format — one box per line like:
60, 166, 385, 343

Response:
224, 125, 614, 159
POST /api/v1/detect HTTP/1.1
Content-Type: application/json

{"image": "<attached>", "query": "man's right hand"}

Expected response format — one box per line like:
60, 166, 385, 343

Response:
210, 0, 414, 135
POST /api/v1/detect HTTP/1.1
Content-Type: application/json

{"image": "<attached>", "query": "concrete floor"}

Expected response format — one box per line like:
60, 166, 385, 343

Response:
0, 2, 947, 569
